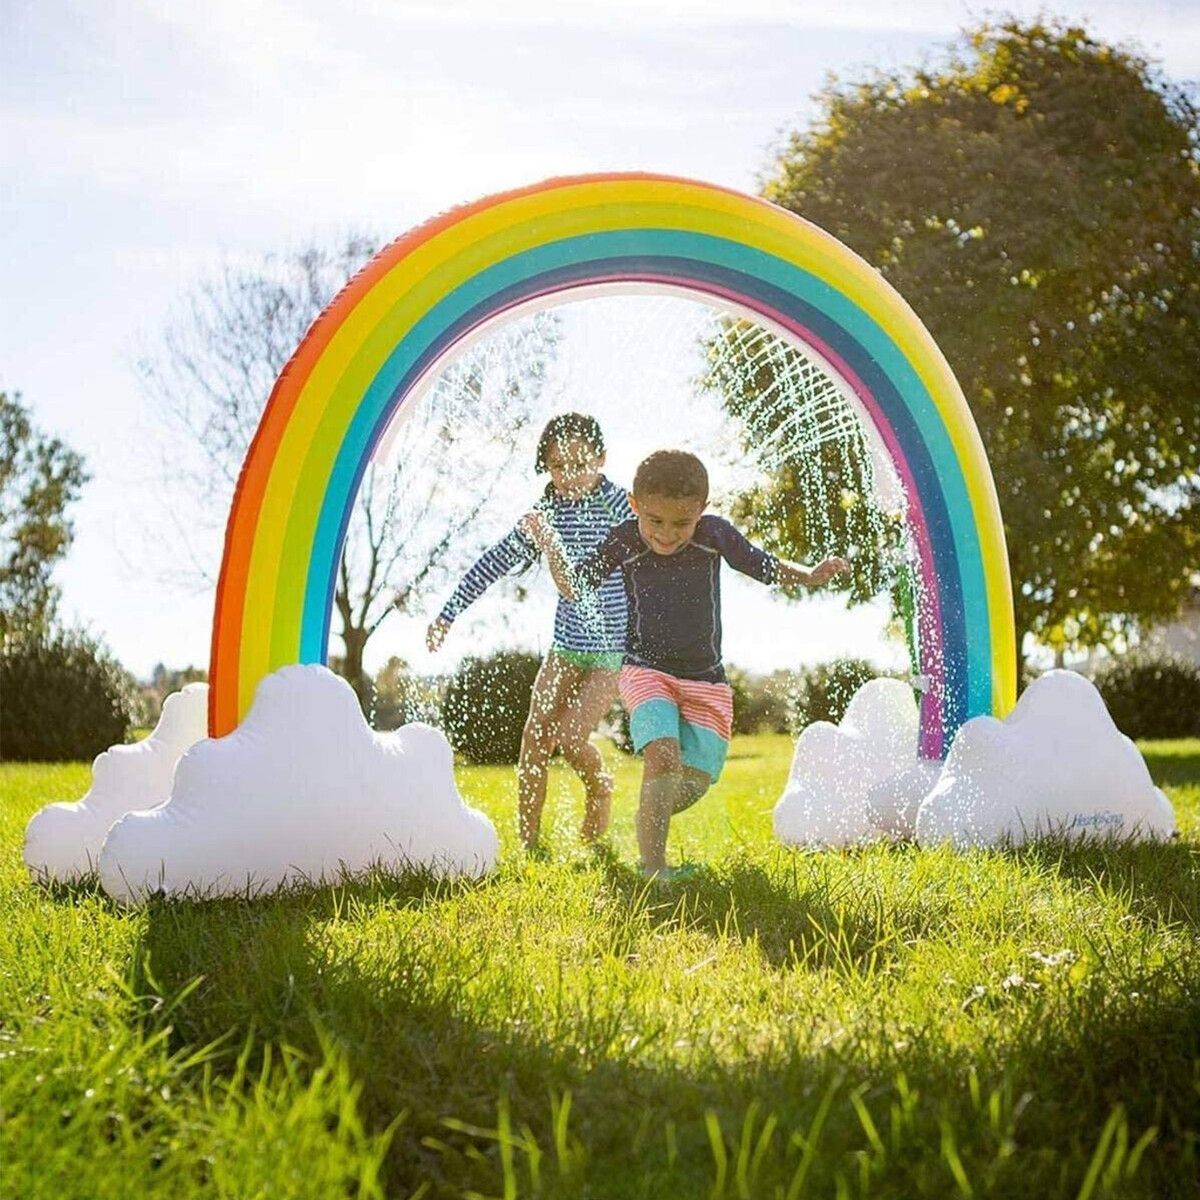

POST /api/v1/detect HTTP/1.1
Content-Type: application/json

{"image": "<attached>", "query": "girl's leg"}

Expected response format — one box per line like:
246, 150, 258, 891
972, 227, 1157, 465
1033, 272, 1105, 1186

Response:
556, 667, 620, 841
518, 654, 573, 848
637, 737, 684, 873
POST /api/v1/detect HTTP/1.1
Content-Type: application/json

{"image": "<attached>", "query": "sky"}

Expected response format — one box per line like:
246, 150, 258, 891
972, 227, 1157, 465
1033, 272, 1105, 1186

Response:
4, 0, 1199, 681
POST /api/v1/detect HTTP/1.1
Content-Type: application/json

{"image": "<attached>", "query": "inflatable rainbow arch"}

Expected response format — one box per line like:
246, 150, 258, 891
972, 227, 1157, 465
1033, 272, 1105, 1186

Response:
209, 173, 1016, 758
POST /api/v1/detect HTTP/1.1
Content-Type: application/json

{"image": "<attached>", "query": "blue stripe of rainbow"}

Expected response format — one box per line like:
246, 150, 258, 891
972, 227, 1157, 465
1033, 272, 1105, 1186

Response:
301, 233, 973, 753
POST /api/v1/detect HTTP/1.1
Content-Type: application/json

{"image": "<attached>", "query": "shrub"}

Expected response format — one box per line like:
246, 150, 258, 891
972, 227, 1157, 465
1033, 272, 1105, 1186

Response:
726, 665, 793, 735
1093, 652, 1200, 740
1, 626, 140, 761
442, 651, 542, 764
787, 657, 886, 731
370, 656, 443, 731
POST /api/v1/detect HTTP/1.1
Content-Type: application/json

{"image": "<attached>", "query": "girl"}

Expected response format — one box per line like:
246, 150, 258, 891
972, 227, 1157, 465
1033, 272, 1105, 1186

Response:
427, 413, 631, 849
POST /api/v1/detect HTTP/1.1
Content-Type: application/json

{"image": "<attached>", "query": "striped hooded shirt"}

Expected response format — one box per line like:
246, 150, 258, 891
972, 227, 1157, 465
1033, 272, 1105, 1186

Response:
439, 477, 632, 653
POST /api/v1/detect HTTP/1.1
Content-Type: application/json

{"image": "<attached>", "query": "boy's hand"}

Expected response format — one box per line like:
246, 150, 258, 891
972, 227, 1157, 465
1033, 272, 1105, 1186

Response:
810, 557, 850, 586
519, 510, 580, 601
426, 617, 451, 653
518, 510, 553, 550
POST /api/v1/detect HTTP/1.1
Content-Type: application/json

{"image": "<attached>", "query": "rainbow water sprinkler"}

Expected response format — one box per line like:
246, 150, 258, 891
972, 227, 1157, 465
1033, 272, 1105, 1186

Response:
208, 173, 1017, 757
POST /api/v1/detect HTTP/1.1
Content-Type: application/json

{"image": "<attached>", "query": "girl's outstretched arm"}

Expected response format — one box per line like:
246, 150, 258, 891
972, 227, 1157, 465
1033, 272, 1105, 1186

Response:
419, 524, 542, 649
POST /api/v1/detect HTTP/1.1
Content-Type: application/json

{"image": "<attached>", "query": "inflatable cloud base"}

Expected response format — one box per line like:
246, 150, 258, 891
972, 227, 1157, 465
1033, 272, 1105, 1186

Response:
24, 683, 209, 883
24, 665, 499, 905
775, 671, 1176, 852
98, 666, 499, 905
774, 678, 936, 848
915, 670, 1175, 849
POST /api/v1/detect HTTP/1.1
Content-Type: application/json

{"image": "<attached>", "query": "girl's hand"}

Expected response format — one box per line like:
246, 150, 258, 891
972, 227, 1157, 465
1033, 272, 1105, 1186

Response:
811, 557, 850, 586
426, 617, 451, 653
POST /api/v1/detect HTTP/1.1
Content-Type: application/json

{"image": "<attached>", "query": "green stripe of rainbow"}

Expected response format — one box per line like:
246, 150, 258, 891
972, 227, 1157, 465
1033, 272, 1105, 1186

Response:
209, 174, 1016, 756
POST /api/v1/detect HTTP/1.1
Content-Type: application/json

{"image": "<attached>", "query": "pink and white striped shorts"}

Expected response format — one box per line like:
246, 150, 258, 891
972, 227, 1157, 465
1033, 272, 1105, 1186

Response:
618, 664, 734, 782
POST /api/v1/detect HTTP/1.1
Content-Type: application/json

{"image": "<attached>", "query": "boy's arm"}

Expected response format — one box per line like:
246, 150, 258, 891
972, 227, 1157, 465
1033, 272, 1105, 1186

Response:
710, 517, 848, 590
519, 513, 624, 600
772, 556, 850, 589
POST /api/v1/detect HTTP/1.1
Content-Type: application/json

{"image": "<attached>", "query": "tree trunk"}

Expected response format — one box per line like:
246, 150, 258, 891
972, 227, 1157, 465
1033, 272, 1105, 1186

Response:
1015, 622, 1031, 693
339, 622, 371, 716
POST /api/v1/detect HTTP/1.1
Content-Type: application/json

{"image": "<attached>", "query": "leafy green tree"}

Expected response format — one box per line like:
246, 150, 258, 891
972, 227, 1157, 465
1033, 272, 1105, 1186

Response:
370, 655, 441, 730
0, 391, 89, 635
703, 322, 909, 609
140, 661, 208, 725
734, 18, 1200, 666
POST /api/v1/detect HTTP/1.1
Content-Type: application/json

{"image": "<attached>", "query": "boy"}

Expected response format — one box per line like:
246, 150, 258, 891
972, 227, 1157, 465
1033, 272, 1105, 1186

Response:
522, 449, 848, 879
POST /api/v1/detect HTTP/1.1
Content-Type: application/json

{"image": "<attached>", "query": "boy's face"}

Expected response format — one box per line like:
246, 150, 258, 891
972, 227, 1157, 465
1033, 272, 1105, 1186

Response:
630, 492, 706, 555
545, 437, 604, 500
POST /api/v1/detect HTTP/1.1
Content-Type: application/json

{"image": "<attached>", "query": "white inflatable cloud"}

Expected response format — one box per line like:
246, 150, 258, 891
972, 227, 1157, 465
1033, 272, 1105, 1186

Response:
24, 684, 209, 883
98, 665, 499, 904
916, 670, 1176, 849
773, 678, 939, 848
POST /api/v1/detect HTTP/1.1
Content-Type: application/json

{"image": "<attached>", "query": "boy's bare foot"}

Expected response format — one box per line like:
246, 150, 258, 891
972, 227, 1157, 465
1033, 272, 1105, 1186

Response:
641, 862, 704, 885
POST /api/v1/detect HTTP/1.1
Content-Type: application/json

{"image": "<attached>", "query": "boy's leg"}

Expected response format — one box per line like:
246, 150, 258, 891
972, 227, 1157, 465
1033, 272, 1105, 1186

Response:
556, 667, 620, 841
673, 681, 733, 811
672, 767, 712, 813
637, 737, 685, 874
620, 666, 702, 872
518, 654, 572, 848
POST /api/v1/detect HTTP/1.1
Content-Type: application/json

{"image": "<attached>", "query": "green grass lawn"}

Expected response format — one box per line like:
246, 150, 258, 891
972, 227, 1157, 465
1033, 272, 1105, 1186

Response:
2, 737, 1199, 1199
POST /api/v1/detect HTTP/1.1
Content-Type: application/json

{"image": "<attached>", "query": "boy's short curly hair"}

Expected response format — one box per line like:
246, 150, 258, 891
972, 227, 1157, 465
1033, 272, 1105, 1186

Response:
632, 450, 709, 502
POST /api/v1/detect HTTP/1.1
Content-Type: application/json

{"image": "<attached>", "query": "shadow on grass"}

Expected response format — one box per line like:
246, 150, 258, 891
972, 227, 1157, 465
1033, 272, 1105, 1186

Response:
587, 850, 944, 975
1002, 835, 1200, 930
32, 859, 502, 917
127, 861, 1200, 1200
1140, 742, 1200, 791
37, 874, 118, 906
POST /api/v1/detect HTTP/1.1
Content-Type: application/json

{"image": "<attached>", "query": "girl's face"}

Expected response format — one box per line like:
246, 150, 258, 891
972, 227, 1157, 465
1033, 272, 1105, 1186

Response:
545, 437, 604, 499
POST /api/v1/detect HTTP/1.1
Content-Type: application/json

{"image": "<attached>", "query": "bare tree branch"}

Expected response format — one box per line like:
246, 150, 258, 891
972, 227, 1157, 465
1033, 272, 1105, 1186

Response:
138, 235, 561, 710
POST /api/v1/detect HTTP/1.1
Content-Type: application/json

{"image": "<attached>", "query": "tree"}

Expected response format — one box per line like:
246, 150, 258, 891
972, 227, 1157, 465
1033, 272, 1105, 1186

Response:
0, 391, 89, 636
141, 661, 208, 726
371, 655, 441, 730
738, 18, 1200, 667
138, 236, 559, 709
702, 319, 909, 609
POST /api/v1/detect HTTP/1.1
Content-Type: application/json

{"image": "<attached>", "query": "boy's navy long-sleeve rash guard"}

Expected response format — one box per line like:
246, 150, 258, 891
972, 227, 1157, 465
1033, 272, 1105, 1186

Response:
575, 515, 778, 683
